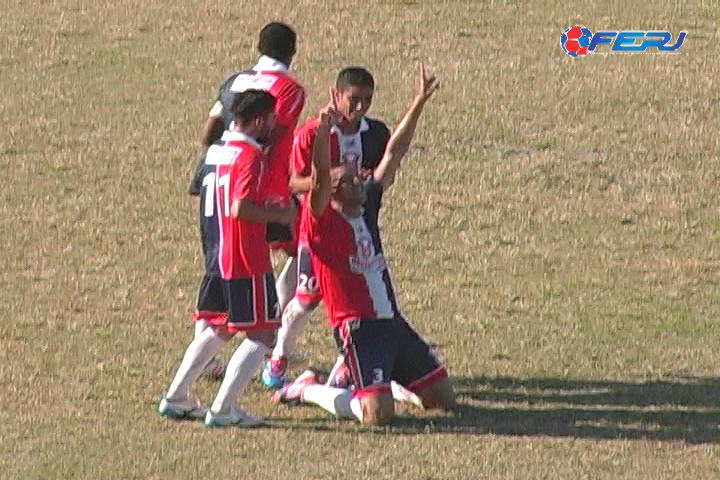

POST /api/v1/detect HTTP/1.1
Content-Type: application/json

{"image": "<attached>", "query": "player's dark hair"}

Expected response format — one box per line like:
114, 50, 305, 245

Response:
257, 22, 297, 63
230, 90, 276, 126
336, 67, 375, 90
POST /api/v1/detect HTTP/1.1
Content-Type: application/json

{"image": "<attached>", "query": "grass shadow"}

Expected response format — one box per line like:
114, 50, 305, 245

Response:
376, 375, 720, 442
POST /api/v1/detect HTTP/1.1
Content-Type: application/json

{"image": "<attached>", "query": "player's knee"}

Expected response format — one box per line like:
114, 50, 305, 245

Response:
417, 378, 457, 411
246, 328, 277, 348
359, 392, 394, 426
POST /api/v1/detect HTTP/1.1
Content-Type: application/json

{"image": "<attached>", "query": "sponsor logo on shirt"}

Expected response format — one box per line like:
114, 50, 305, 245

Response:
349, 237, 386, 273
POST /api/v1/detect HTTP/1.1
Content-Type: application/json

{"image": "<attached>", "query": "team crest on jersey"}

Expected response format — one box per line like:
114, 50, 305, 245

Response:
349, 237, 386, 273
358, 238, 372, 258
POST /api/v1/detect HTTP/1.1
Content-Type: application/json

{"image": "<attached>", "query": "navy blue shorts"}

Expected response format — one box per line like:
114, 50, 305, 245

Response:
334, 317, 447, 397
222, 273, 280, 333
191, 274, 226, 324
296, 244, 321, 303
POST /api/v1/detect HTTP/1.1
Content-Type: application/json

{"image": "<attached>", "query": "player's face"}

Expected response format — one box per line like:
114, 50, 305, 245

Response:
256, 112, 276, 143
337, 85, 373, 125
335, 166, 365, 205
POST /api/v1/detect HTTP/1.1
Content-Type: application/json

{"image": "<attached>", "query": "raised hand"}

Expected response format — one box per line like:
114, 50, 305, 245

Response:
319, 88, 342, 127
414, 63, 440, 103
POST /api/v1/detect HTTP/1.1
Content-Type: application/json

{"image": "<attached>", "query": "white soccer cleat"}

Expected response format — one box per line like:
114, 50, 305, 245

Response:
158, 396, 209, 420
204, 405, 265, 428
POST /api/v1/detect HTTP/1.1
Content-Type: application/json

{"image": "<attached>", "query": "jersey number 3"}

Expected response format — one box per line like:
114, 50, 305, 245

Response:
201, 172, 231, 217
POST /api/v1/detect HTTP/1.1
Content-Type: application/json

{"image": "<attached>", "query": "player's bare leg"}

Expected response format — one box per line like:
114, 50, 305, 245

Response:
205, 328, 275, 427
356, 392, 395, 426
273, 371, 397, 426
413, 377, 457, 411
158, 327, 230, 419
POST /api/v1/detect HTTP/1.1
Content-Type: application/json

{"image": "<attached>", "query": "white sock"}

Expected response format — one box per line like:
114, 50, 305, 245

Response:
391, 381, 422, 407
194, 320, 211, 339
275, 256, 298, 315
301, 384, 363, 420
211, 338, 271, 413
272, 297, 312, 358
166, 328, 227, 401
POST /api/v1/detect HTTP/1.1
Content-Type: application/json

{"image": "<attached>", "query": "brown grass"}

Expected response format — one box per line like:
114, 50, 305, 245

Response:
2, 0, 720, 478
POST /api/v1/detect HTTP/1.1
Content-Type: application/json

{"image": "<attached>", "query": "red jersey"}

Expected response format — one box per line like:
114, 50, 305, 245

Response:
228, 57, 306, 206
301, 179, 400, 328
291, 116, 391, 180
211, 131, 273, 279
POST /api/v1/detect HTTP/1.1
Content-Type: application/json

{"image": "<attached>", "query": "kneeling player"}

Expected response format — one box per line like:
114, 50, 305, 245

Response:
261, 66, 394, 388
158, 90, 296, 427
273, 65, 456, 426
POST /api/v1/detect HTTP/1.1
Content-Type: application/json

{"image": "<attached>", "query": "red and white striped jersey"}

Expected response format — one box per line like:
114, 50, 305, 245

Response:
301, 180, 401, 328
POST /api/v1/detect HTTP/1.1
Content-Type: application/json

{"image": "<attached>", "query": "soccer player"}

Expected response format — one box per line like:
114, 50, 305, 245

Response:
199, 21, 306, 341
261, 67, 392, 388
272, 65, 456, 426
186, 149, 227, 379
159, 90, 296, 427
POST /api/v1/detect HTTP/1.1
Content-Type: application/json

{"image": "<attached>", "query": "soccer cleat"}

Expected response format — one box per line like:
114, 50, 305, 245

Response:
326, 355, 352, 389
271, 369, 319, 406
260, 356, 288, 389
158, 396, 209, 420
204, 405, 264, 428
201, 357, 225, 380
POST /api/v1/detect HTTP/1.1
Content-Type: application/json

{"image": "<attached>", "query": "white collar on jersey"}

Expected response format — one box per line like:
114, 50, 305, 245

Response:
221, 131, 264, 151
253, 55, 291, 72
332, 117, 369, 135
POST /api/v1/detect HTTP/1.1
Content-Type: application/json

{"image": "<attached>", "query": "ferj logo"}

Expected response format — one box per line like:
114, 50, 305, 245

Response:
560, 26, 686, 57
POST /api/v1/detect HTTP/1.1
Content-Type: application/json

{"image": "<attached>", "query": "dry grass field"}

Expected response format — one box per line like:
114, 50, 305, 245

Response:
2, 0, 720, 478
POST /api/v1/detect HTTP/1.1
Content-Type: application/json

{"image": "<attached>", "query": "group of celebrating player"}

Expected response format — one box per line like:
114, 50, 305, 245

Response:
157, 22, 457, 427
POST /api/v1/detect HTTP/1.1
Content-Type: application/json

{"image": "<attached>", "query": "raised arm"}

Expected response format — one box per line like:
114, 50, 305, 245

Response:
374, 63, 440, 190
308, 91, 341, 217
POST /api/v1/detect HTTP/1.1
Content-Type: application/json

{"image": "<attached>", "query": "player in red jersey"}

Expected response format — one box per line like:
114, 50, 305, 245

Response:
261, 67, 392, 388
198, 22, 306, 344
159, 90, 296, 427
273, 65, 456, 426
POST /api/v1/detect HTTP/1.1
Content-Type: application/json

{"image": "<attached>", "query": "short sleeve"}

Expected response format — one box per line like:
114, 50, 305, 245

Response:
208, 75, 231, 119
188, 150, 208, 196
291, 124, 315, 177
230, 151, 261, 201
274, 82, 306, 128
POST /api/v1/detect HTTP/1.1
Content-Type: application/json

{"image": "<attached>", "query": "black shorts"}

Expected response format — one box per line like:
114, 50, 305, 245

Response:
266, 195, 301, 243
334, 317, 447, 397
191, 274, 226, 324
222, 273, 280, 333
